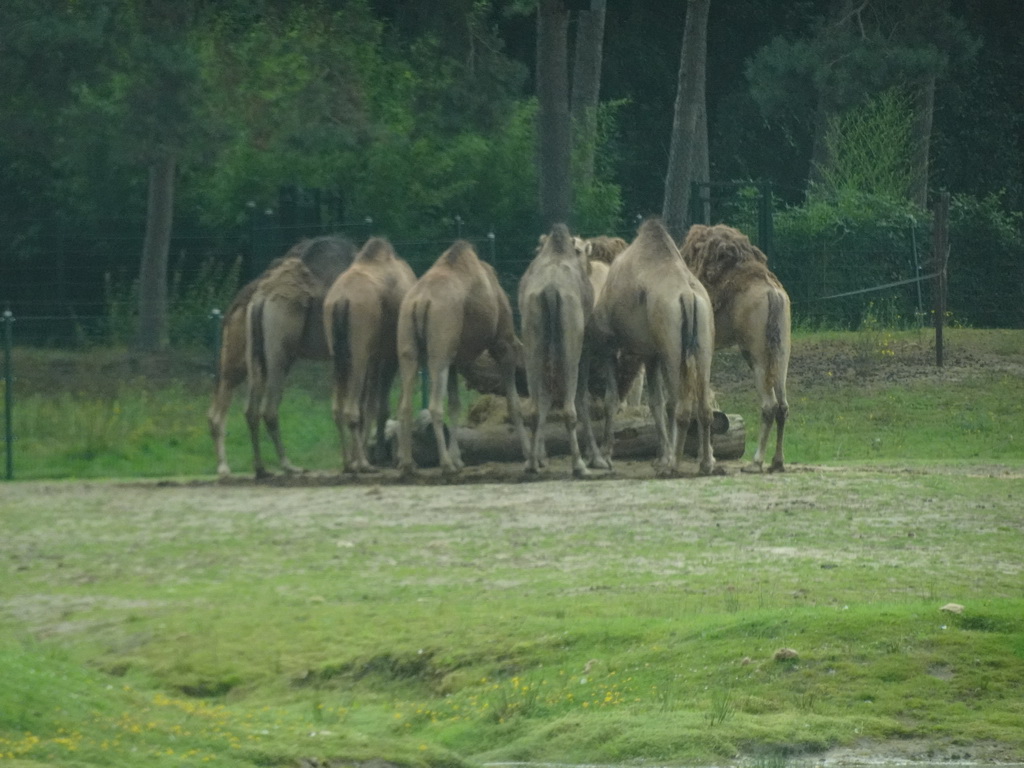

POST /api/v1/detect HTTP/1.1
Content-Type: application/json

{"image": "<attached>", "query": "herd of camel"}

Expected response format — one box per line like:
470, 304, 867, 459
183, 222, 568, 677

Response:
206, 216, 791, 480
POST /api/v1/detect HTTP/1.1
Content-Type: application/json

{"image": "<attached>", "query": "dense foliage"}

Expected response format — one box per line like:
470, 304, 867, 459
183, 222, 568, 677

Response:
1, 0, 1022, 336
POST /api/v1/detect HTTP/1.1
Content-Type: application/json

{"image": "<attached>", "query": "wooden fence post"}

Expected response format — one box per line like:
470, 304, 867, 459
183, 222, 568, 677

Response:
3, 309, 13, 480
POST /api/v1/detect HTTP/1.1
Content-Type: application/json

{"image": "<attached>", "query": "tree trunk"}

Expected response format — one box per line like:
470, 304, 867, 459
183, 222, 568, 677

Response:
807, 90, 831, 191
537, 0, 572, 228
137, 153, 176, 352
661, 0, 710, 243
571, 0, 606, 187
909, 75, 935, 209
388, 412, 746, 467
808, 0, 853, 193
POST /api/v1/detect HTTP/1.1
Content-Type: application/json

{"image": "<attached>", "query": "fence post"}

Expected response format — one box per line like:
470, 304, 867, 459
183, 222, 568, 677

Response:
3, 309, 13, 480
933, 192, 950, 367
210, 308, 223, 377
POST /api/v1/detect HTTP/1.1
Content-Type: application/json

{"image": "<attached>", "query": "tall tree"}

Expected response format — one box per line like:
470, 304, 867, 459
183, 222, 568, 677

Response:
662, 0, 710, 241
748, 0, 974, 202
571, 0, 606, 187
536, 0, 572, 227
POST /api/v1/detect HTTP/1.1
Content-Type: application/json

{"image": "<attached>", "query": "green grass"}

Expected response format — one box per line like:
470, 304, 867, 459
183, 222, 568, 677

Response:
1, 329, 1024, 766
4, 328, 1024, 479
2, 468, 1024, 766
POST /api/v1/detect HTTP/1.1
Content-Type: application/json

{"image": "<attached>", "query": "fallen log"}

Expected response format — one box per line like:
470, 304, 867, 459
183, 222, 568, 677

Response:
384, 411, 745, 467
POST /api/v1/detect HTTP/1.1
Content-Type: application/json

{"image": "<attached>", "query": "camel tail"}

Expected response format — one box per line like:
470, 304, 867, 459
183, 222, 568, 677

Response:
542, 286, 565, 382
413, 301, 430, 371
680, 295, 698, 361
330, 299, 351, 379
763, 290, 786, 392
766, 290, 784, 353
249, 299, 268, 382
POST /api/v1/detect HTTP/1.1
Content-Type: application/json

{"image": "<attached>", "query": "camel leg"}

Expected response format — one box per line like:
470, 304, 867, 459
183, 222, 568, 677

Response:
331, 376, 354, 473
646, 361, 674, 473
396, 355, 419, 477
493, 343, 531, 468
425, 362, 456, 475
433, 365, 464, 475
345, 355, 374, 473
207, 374, 239, 478
562, 337, 588, 478
745, 361, 780, 474
696, 393, 717, 476
260, 354, 301, 474
244, 372, 270, 479
371, 360, 398, 467
599, 353, 619, 468
770, 377, 789, 473
577, 348, 605, 472
522, 339, 546, 474
623, 365, 645, 409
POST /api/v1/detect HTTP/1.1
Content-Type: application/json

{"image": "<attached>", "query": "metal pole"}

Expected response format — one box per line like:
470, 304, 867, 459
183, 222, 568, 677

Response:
3, 309, 14, 480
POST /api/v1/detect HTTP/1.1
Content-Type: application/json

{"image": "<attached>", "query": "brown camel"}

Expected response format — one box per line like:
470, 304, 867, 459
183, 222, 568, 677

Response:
395, 240, 530, 476
518, 223, 596, 477
591, 217, 717, 475
323, 237, 416, 473
680, 223, 791, 472
246, 235, 357, 478
207, 249, 300, 477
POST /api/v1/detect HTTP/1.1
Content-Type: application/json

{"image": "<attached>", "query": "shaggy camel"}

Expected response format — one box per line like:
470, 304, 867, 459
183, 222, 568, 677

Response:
323, 237, 416, 473
591, 217, 717, 475
246, 235, 357, 478
396, 240, 530, 476
207, 249, 299, 477
518, 223, 596, 477
680, 223, 791, 472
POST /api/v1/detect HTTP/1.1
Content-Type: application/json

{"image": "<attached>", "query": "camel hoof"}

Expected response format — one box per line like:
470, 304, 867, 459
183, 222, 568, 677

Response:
524, 464, 539, 475
769, 461, 786, 473
741, 462, 765, 474
572, 464, 591, 479
397, 463, 417, 479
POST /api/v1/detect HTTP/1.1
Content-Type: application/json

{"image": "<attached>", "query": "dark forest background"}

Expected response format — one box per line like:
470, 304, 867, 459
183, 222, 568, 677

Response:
2, 0, 1022, 346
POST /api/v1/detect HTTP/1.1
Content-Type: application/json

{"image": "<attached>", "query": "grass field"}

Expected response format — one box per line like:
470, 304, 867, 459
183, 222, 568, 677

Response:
1, 329, 1023, 767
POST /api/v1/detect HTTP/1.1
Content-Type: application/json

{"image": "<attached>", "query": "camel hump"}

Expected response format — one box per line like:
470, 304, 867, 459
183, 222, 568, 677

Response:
680, 223, 769, 285
545, 223, 573, 253
357, 237, 396, 264
442, 239, 480, 268
300, 235, 357, 286
634, 217, 679, 258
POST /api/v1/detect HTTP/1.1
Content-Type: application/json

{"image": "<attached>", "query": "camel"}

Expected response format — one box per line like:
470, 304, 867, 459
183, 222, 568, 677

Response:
584, 235, 629, 265
573, 235, 646, 412
245, 235, 357, 478
395, 239, 530, 476
323, 237, 416, 473
518, 223, 596, 477
207, 249, 300, 477
680, 223, 791, 472
591, 217, 717, 476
